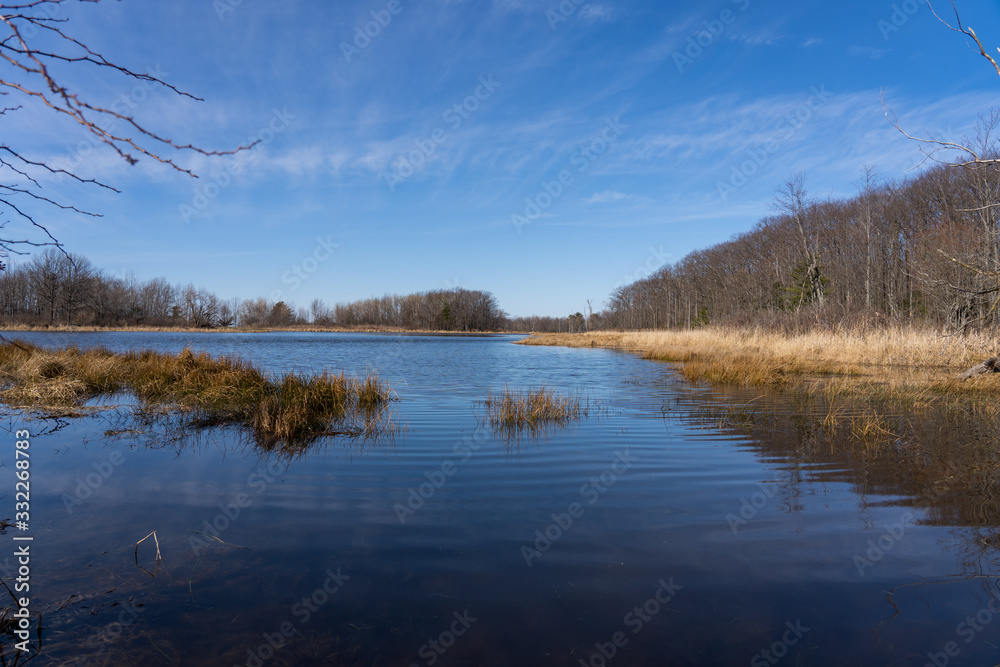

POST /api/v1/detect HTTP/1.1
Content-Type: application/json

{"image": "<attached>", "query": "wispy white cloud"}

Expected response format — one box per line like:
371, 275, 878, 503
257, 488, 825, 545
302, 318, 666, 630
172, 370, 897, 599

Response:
491, 0, 533, 13
729, 31, 780, 47
848, 45, 889, 59
587, 190, 628, 204
632, 15, 700, 63
579, 4, 615, 23
269, 147, 326, 177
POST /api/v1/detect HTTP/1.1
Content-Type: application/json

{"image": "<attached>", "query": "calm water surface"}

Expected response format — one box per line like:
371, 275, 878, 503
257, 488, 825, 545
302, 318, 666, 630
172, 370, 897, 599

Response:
2, 332, 998, 666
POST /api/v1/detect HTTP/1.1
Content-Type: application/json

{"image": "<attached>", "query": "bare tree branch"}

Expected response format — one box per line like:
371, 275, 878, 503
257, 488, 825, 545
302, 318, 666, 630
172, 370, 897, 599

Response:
0, 0, 256, 258
882, 90, 1000, 167
937, 249, 1000, 278
928, 0, 1000, 78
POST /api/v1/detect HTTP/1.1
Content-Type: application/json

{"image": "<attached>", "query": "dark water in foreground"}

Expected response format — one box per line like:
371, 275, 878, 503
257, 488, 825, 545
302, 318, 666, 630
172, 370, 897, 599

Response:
1, 332, 999, 666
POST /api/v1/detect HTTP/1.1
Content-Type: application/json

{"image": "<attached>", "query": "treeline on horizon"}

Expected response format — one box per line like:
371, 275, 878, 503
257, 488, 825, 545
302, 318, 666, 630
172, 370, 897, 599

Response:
0, 251, 508, 331
0, 247, 599, 332
606, 152, 1000, 333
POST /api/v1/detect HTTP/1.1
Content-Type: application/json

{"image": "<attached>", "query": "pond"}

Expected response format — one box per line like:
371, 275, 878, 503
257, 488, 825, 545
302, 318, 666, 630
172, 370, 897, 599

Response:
1, 331, 998, 666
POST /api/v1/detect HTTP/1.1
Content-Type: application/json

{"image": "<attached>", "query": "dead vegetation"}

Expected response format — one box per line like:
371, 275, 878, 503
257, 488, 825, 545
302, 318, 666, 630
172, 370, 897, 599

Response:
517, 326, 1000, 391
479, 385, 587, 439
519, 326, 1000, 445
0, 339, 394, 447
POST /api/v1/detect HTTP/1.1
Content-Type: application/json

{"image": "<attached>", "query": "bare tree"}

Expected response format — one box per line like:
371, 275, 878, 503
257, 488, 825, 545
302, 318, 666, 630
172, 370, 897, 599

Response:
217, 298, 240, 328
310, 298, 334, 325
60, 252, 94, 324
91, 270, 123, 325
882, 2, 1000, 330
854, 166, 882, 310
772, 174, 826, 310
239, 297, 271, 328
0, 263, 30, 317
182, 284, 218, 328
139, 277, 175, 322
25, 248, 64, 323
0, 1, 252, 257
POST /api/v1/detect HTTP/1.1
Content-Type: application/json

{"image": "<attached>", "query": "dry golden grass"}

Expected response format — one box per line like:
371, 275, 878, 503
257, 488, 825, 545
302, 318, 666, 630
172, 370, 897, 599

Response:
518, 326, 1000, 392
520, 327, 1000, 443
480, 385, 586, 438
0, 340, 393, 446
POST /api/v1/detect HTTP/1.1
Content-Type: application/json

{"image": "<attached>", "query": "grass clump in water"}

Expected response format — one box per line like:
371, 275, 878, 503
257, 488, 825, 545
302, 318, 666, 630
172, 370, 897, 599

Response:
0, 339, 393, 447
480, 385, 586, 439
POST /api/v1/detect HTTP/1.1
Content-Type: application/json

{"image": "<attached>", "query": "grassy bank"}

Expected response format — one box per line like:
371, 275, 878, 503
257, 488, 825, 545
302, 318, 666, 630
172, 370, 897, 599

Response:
516, 327, 1000, 396
518, 327, 1000, 456
0, 340, 394, 446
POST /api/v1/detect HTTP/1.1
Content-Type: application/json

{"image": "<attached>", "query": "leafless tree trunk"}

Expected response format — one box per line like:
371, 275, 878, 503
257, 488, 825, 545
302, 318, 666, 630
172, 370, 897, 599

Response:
26, 249, 64, 323
773, 174, 825, 309
855, 166, 882, 310
60, 253, 94, 325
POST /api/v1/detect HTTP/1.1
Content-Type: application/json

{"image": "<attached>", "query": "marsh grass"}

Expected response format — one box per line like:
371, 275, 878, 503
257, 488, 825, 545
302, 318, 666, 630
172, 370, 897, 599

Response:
518, 327, 1000, 427
518, 326, 1000, 383
479, 385, 587, 439
0, 340, 394, 447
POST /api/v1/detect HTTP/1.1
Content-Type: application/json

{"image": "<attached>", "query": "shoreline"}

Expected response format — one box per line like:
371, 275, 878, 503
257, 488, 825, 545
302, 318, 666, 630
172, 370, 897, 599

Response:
516, 327, 1000, 396
516, 327, 1000, 450
0, 325, 521, 336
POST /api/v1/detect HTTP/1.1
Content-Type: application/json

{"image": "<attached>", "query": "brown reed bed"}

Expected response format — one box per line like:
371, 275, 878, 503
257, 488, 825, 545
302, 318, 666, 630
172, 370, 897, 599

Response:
0, 339, 394, 446
518, 326, 1000, 446
517, 327, 1000, 393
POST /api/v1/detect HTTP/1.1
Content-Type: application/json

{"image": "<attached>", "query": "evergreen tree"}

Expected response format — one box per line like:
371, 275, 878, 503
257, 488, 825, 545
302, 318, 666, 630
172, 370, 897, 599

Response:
441, 301, 451, 330
784, 259, 829, 310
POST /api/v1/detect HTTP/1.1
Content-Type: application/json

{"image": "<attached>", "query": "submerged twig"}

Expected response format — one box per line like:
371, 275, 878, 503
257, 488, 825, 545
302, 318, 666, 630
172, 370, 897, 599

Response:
191, 531, 252, 551
135, 531, 162, 561
134, 531, 162, 578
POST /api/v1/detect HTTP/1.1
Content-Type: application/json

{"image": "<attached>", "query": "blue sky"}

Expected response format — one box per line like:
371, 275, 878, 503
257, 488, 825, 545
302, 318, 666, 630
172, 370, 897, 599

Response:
8, 0, 1000, 317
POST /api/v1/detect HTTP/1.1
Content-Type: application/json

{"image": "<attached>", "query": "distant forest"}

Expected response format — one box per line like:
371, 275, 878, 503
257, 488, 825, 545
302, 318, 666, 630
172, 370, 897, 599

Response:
607, 156, 1000, 333
1, 125, 997, 334
0, 252, 508, 331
